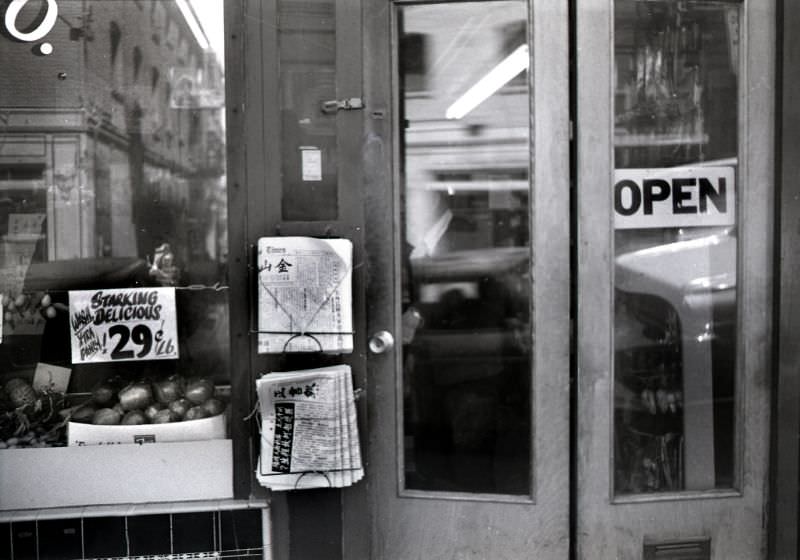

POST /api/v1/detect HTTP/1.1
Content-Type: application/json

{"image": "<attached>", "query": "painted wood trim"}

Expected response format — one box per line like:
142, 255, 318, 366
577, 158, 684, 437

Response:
772, 0, 800, 556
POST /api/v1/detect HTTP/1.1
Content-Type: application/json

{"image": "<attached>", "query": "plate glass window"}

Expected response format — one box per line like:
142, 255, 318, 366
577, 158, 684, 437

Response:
397, 1, 531, 496
0, 1, 228, 444
613, 0, 740, 494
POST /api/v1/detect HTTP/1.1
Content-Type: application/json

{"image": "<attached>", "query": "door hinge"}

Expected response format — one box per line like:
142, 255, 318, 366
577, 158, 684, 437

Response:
321, 97, 365, 114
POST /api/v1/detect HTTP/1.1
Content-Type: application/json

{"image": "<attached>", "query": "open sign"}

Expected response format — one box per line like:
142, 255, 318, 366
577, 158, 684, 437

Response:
614, 167, 735, 229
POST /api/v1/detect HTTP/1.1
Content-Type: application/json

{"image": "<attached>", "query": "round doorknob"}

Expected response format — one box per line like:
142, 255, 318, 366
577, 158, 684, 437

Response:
369, 330, 395, 354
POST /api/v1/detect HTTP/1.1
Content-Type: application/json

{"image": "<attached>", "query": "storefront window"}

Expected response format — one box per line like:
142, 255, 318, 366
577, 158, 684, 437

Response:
398, 1, 531, 495
0, 1, 227, 448
613, 0, 739, 494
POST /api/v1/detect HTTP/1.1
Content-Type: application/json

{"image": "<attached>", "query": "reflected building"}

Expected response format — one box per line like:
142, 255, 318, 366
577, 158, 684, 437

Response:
0, 0, 226, 281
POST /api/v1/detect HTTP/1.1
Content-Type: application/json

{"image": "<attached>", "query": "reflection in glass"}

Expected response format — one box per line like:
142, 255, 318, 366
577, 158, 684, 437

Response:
398, 1, 531, 495
613, 1, 739, 494
0, 1, 228, 443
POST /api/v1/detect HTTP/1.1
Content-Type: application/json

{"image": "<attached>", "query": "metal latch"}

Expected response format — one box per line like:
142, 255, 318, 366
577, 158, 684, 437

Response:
321, 97, 365, 114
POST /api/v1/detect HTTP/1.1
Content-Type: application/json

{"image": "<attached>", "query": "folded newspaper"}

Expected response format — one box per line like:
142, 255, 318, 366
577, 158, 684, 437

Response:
257, 237, 353, 353
256, 365, 363, 490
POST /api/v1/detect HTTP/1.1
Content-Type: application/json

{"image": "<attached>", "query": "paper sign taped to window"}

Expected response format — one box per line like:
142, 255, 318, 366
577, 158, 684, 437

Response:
257, 237, 353, 353
301, 147, 322, 181
614, 166, 735, 229
68, 287, 179, 363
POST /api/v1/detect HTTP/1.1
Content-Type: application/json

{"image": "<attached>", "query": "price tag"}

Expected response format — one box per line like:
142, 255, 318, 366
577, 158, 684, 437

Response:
33, 363, 71, 393
68, 287, 179, 363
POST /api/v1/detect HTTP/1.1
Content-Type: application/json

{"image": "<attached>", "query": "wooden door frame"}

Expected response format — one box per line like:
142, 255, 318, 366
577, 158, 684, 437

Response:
231, 0, 370, 558
771, 0, 800, 557
362, 0, 571, 558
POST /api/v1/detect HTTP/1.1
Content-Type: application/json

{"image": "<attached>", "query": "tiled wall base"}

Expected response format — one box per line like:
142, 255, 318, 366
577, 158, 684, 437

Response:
0, 509, 263, 560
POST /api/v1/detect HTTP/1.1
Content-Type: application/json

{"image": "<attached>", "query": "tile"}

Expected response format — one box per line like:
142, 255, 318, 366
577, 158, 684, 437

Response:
220, 509, 262, 552
10, 521, 36, 560
172, 512, 214, 553
82, 517, 126, 559
126, 514, 170, 556
38, 518, 82, 560
0, 523, 11, 560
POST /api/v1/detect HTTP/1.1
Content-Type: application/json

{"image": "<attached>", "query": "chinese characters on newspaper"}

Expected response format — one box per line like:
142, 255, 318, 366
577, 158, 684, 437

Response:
257, 237, 353, 353
255, 365, 363, 490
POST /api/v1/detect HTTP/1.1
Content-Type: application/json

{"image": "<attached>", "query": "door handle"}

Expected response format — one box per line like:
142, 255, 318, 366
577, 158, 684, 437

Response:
368, 330, 395, 354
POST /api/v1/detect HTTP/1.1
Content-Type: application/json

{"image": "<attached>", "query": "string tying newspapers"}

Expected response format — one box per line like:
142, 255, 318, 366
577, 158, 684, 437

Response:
255, 365, 363, 490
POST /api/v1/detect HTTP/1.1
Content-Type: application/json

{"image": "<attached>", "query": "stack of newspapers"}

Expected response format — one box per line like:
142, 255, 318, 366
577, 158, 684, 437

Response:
255, 365, 363, 490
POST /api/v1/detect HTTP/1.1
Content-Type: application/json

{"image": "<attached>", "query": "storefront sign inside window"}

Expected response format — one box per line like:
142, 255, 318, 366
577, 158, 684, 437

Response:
3, 0, 59, 55
68, 287, 179, 364
614, 166, 735, 230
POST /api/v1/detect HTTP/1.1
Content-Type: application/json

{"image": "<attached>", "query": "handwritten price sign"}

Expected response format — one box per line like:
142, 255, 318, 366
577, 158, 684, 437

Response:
68, 288, 179, 364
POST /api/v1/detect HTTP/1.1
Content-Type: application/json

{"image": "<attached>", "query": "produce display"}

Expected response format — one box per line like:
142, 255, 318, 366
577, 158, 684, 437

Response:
71, 375, 226, 426
0, 374, 226, 449
0, 377, 68, 448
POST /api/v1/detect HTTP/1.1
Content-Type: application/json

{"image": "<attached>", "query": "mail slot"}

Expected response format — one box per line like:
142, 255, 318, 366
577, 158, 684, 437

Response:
644, 537, 711, 560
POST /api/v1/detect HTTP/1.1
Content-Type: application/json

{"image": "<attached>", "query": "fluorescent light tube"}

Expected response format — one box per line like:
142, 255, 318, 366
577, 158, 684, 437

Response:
176, 0, 209, 50
445, 44, 529, 120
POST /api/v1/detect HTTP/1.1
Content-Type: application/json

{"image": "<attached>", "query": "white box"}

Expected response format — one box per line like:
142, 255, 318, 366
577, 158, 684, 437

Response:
0, 440, 233, 510
67, 413, 227, 446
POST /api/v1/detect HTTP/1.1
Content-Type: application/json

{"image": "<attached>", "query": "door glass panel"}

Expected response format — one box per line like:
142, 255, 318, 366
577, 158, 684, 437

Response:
0, 0, 228, 444
613, 0, 740, 494
398, 1, 531, 495
279, 0, 338, 221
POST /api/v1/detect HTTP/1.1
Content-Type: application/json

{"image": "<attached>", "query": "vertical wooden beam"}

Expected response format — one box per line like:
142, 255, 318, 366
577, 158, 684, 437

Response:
575, 0, 614, 556
772, 0, 800, 556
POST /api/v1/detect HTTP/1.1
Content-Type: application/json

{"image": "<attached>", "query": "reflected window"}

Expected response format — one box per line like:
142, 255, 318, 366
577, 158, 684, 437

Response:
398, 1, 531, 496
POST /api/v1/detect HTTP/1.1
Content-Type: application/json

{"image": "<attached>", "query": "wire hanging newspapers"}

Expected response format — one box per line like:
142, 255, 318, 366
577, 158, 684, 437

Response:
255, 365, 363, 490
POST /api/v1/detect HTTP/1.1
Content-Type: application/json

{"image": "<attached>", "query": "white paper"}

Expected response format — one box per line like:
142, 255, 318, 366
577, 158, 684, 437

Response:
256, 365, 363, 491
301, 147, 322, 181
257, 237, 353, 353
33, 362, 72, 393
68, 287, 179, 363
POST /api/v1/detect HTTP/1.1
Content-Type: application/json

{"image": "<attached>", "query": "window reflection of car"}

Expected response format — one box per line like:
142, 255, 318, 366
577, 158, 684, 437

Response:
614, 227, 736, 491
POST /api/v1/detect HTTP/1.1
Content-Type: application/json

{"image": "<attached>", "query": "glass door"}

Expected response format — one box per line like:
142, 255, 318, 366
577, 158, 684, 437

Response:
576, 0, 774, 557
363, 0, 570, 557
